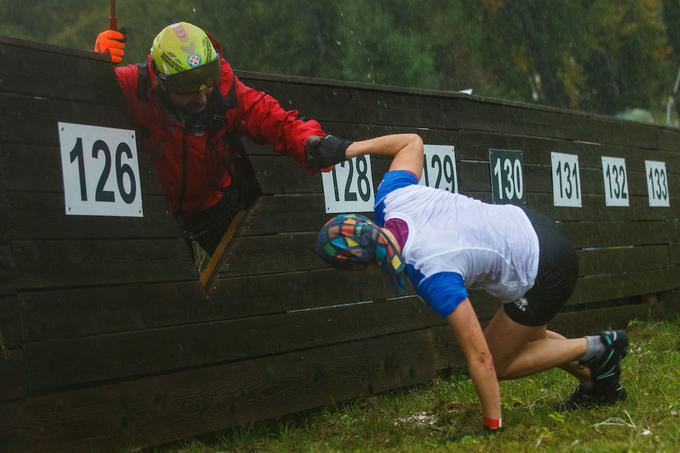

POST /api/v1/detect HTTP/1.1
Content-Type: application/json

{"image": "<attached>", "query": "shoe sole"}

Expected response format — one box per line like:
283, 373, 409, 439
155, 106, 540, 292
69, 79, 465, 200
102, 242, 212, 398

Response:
555, 385, 627, 412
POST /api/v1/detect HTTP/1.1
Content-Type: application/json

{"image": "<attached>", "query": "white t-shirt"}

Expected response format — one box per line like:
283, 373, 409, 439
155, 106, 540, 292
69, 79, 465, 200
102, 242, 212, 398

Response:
375, 170, 539, 316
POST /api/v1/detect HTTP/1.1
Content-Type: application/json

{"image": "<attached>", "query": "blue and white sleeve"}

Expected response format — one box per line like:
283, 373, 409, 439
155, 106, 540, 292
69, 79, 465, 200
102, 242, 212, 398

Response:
417, 272, 468, 318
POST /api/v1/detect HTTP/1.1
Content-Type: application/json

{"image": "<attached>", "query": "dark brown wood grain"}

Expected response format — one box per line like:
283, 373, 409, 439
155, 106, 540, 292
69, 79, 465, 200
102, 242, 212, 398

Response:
0, 349, 25, 402
0, 296, 21, 349
12, 239, 196, 290
2, 37, 680, 453
0, 38, 122, 104
0, 246, 15, 296
24, 297, 442, 391
1, 328, 437, 453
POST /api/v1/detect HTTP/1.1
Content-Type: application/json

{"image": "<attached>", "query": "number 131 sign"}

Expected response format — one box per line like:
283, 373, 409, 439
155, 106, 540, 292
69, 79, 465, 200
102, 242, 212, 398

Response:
58, 122, 143, 217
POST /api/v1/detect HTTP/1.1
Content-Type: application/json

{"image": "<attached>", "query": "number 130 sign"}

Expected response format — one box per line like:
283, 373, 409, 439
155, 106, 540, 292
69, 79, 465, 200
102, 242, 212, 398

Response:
58, 122, 143, 217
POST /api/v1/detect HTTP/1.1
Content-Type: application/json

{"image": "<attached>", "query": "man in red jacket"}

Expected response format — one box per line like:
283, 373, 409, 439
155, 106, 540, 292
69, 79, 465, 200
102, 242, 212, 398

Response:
94, 22, 349, 257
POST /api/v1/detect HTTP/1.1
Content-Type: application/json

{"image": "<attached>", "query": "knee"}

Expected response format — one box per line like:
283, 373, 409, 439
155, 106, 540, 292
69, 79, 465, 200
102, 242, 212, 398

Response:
492, 357, 516, 379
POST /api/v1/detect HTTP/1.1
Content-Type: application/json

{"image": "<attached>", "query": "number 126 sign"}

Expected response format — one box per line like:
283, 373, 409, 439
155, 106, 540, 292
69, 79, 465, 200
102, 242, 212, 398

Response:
58, 122, 143, 217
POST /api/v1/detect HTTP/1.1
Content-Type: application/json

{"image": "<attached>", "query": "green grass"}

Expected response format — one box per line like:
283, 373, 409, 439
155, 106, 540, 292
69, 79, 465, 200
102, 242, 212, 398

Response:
151, 318, 680, 452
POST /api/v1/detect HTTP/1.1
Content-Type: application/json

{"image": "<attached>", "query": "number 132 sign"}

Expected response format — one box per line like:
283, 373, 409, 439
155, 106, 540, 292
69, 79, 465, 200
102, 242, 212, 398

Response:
58, 122, 143, 217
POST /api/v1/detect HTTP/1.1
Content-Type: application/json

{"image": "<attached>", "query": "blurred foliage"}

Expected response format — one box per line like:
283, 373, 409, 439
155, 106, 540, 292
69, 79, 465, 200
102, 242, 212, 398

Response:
0, 0, 678, 116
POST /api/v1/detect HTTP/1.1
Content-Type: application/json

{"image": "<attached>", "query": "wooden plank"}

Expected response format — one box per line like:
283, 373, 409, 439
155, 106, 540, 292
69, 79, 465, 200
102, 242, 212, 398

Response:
12, 239, 196, 290
242, 198, 675, 247
0, 245, 15, 296
527, 193, 675, 223
671, 243, 680, 265
670, 220, 680, 242
17, 269, 516, 344
24, 297, 442, 391
0, 296, 21, 349
0, 349, 26, 402
200, 210, 247, 289
21, 286, 147, 343
563, 221, 672, 249
0, 143, 164, 195
1, 328, 436, 453
0, 194, 8, 243
568, 267, 678, 306
0, 40, 122, 104
0, 349, 25, 404
0, 36, 103, 60
219, 232, 321, 277
6, 192, 179, 240
658, 127, 680, 152
20, 272, 393, 342
549, 301, 666, 339
250, 155, 322, 195
576, 245, 671, 277
0, 94, 133, 145
242, 75, 666, 148
19, 268, 412, 343
240, 194, 328, 236
657, 288, 680, 318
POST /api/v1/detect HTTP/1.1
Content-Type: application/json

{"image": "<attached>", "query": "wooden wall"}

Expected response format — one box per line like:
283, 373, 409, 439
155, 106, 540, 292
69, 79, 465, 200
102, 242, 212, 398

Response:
1, 36, 679, 452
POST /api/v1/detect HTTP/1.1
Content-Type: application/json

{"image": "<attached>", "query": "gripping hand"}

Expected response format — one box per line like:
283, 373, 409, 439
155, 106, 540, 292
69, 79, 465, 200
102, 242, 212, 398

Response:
94, 29, 126, 64
305, 135, 353, 169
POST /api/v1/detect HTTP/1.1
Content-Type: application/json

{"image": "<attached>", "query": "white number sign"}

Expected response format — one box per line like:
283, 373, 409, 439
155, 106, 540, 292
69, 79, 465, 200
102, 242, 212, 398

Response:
645, 160, 670, 207
58, 122, 143, 217
419, 144, 458, 192
601, 156, 629, 207
489, 149, 525, 205
321, 155, 375, 213
551, 152, 581, 207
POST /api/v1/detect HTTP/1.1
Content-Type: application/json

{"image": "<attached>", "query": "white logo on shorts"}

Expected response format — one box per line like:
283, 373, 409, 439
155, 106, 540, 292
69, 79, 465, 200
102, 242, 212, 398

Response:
513, 297, 528, 312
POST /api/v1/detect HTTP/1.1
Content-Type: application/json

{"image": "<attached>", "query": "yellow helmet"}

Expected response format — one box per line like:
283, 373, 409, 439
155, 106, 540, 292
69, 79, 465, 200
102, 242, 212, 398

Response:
151, 22, 220, 93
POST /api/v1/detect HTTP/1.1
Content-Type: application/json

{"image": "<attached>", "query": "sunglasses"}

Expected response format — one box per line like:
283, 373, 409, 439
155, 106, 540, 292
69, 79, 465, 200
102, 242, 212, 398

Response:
156, 57, 220, 95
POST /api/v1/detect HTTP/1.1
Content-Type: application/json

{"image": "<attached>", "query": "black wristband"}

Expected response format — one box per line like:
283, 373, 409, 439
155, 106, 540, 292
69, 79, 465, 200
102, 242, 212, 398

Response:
305, 135, 353, 168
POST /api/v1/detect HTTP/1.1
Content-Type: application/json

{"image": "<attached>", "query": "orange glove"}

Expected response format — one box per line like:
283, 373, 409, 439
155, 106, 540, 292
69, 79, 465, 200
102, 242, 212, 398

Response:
94, 29, 126, 64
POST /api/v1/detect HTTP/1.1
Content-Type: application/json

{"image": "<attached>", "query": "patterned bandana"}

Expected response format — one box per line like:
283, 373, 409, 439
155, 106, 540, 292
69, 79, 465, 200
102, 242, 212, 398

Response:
316, 214, 406, 295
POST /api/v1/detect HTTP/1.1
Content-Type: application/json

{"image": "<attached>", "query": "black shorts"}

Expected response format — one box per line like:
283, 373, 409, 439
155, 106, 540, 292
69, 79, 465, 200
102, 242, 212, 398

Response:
503, 208, 578, 327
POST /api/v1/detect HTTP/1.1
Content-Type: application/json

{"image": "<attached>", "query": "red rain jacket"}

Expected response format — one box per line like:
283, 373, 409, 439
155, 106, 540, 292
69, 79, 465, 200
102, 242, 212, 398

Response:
114, 36, 325, 214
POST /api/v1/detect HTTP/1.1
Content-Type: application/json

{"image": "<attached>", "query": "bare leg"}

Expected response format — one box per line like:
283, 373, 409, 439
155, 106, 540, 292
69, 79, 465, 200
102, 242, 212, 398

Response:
484, 308, 588, 380
545, 329, 591, 382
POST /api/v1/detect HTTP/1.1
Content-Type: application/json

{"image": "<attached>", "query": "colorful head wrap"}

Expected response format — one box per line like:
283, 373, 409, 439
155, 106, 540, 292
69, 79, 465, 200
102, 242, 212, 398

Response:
316, 214, 406, 295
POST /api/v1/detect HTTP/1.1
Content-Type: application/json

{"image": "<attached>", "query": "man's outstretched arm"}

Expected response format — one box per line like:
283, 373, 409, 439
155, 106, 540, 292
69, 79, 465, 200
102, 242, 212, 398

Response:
344, 133, 424, 178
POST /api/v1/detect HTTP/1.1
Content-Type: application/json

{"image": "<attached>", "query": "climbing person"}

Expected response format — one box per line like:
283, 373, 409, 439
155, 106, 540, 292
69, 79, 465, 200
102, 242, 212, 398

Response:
310, 133, 628, 432
94, 22, 351, 259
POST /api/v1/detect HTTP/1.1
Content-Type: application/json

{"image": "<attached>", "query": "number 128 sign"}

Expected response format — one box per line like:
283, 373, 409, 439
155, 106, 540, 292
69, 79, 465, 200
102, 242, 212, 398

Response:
58, 122, 143, 217
321, 156, 375, 213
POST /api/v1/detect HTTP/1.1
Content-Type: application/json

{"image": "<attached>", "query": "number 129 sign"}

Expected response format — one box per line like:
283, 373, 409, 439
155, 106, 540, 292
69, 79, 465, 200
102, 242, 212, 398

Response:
58, 122, 143, 217
420, 144, 457, 192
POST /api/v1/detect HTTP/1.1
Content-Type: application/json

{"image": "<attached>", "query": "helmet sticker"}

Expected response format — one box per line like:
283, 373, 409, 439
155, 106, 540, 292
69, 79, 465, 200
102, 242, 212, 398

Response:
187, 53, 202, 67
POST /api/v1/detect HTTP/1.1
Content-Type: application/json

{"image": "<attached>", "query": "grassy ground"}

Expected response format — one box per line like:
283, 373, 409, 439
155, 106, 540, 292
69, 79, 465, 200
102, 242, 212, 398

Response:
152, 317, 680, 452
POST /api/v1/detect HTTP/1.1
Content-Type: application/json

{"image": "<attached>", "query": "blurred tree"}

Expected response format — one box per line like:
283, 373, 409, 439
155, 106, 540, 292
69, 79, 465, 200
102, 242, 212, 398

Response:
580, 0, 672, 114
0, 0, 676, 119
